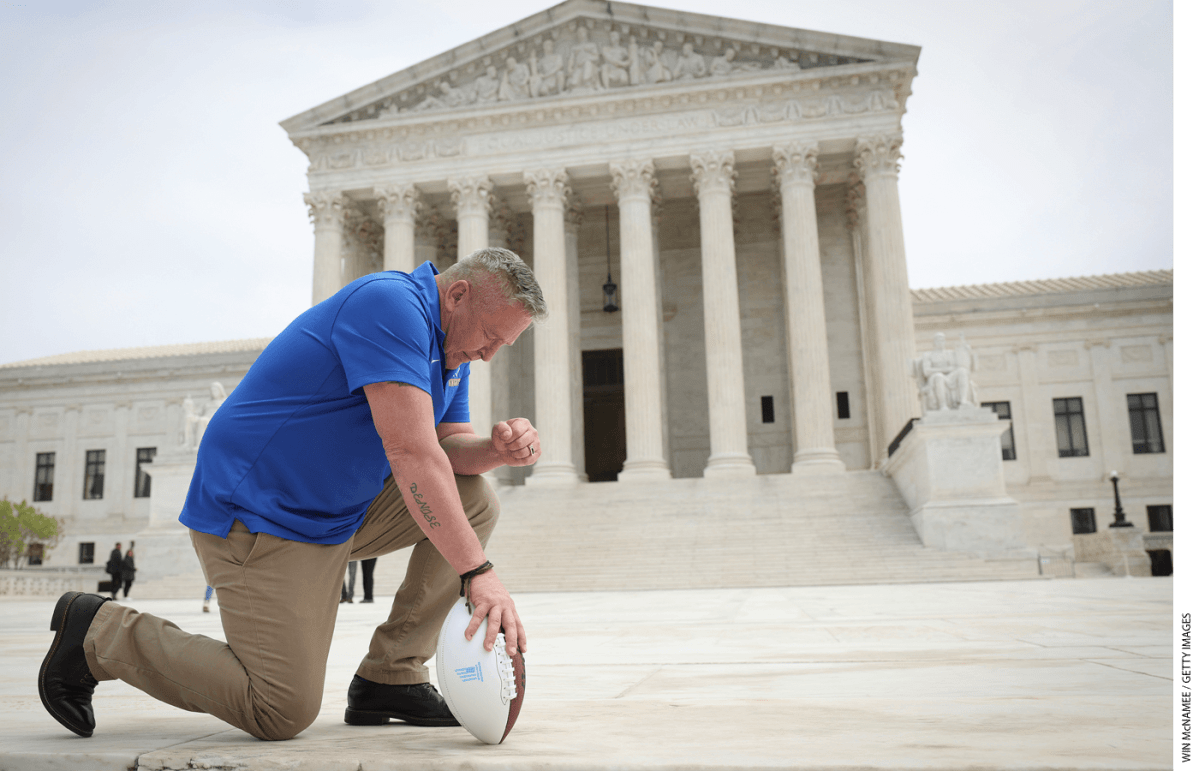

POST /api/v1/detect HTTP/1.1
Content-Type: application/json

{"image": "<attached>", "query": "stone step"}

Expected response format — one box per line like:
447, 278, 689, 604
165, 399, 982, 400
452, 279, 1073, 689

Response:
130, 470, 1047, 598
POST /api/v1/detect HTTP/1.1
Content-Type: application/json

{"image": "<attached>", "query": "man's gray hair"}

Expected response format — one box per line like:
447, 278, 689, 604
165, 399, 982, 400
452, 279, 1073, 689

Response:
443, 247, 547, 323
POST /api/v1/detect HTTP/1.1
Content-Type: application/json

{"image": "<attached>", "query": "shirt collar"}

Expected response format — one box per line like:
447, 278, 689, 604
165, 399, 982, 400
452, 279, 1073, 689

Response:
411, 261, 446, 348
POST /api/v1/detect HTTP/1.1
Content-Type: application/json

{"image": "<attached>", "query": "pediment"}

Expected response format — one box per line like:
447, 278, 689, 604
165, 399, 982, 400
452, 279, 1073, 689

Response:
280, 0, 920, 134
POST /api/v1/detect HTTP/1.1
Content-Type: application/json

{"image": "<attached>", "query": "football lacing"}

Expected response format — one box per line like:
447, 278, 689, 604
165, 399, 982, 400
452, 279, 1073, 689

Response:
495, 633, 517, 704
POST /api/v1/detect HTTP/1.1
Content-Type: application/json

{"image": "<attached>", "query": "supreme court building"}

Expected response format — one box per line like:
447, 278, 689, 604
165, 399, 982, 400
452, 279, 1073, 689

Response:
0, 1, 1173, 590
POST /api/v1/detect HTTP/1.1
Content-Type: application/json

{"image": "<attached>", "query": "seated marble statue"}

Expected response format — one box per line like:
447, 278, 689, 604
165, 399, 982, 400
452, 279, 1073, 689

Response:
912, 333, 978, 412
193, 382, 229, 448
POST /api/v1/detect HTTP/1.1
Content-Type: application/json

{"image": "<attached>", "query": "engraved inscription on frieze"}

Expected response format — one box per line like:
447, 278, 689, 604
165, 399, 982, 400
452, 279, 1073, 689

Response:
324, 22, 871, 125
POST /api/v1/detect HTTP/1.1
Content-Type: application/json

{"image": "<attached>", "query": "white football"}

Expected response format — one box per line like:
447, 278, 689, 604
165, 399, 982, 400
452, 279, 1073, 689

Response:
435, 596, 526, 744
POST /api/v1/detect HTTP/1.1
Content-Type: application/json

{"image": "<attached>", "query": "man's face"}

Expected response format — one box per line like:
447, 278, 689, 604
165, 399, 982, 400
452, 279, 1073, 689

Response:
441, 279, 532, 370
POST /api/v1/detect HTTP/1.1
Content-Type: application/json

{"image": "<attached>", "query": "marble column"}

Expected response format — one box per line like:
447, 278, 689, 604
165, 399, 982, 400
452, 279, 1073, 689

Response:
376, 183, 421, 274
13, 408, 31, 502
846, 176, 883, 466
304, 190, 347, 305
609, 160, 671, 481
524, 168, 578, 485
690, 150, 756, 478
487, 208, 514, 485
853, 135, 921, 451
449, 176, 495, 442
774, 143, 844, 473
1159, 333, 1173, 455
565, 203, 587, 481
112, 402, 131, 518
1085, 339, 1125, 475
1015, 344, 1052, 483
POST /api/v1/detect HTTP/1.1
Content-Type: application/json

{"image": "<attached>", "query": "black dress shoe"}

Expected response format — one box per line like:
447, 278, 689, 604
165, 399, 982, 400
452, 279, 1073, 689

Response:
344, 674, 460, 727
39, 592, 110, 737
361, 598, 373, 603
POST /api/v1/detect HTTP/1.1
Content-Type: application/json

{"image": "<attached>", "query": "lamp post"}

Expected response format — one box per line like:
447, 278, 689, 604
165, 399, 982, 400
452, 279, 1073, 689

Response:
1108, 471, 1132, 528
602, 205, 618, 313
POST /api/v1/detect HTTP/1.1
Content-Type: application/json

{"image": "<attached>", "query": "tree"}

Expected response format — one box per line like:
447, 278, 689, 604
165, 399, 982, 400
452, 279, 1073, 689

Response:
0, 498, 64, 569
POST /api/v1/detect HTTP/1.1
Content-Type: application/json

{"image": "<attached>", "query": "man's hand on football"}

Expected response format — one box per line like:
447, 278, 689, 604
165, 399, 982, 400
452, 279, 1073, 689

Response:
464, 569, 526, 656
492, 418, 540, 467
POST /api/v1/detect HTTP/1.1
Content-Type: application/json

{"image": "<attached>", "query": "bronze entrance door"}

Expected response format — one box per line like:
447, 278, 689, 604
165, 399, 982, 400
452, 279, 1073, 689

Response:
582, 349, 626, 482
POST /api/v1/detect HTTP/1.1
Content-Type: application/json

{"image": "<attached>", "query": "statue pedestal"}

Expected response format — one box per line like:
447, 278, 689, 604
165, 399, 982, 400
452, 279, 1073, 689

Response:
882, 407, 1032, 558
135, 448, 203, 583
1074, 526, 1152, 577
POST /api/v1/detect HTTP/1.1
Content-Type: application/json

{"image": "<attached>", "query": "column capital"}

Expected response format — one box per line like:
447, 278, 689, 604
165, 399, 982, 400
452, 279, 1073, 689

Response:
689, 150, 736, 196
772, 142, 819, 189
375, 183, 422, 224
303, 190, 347, 230
524, 168, 572, 210
448, 176, 494, 218
853, 134, 904, 179
609, 159, 657, 202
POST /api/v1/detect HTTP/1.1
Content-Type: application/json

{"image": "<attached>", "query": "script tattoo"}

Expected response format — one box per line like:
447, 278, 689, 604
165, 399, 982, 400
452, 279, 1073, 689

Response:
408, 482, 441, 528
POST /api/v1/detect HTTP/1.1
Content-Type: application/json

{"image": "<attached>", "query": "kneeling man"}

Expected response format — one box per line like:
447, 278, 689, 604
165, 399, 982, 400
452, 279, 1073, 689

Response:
39, 248, 543, 741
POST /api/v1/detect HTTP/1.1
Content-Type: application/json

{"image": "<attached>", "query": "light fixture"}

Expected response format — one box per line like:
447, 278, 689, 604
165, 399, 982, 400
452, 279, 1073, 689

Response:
1108, 471, 1132, 528
602, 205, 618, 313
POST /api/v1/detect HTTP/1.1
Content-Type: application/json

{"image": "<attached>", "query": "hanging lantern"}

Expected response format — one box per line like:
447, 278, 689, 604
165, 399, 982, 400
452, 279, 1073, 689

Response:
603, 205, 619, 313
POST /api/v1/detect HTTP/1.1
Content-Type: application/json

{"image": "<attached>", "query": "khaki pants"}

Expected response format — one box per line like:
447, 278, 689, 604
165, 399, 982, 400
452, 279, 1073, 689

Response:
82, 474, 499, 741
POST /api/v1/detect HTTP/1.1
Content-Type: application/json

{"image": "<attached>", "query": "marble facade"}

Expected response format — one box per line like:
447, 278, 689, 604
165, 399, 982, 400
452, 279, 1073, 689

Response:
0, 2, 1173, 581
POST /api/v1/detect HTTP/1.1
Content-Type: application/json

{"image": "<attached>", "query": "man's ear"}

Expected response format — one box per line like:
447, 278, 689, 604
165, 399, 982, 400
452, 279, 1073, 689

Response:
445, 279, 471, 311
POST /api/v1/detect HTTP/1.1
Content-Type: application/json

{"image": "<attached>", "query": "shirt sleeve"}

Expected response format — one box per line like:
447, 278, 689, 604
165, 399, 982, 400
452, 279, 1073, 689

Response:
441, 363, 471, 424
330, 279, 434, 396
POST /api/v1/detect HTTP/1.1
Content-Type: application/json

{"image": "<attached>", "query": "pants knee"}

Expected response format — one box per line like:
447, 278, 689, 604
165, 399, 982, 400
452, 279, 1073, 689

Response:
250, 700, 320, 741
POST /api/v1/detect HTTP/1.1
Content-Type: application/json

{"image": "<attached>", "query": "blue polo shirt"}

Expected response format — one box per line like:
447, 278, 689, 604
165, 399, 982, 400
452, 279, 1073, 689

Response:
179, 262, 470, 544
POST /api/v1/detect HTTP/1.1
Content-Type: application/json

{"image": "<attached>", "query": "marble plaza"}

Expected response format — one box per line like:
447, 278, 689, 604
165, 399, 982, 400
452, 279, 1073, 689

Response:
0, 578, 1173, 771
0, 0, 1173, 592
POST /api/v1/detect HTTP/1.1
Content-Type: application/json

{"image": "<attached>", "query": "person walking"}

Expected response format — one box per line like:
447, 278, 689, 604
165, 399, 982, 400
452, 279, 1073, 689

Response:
104, 543, 122, 600
203, 586, 214, 613
120, 546, 136, 599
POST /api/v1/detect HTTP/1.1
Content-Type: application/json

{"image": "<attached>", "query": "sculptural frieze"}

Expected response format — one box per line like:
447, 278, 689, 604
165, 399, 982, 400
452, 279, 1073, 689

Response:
316, 24, 869, 124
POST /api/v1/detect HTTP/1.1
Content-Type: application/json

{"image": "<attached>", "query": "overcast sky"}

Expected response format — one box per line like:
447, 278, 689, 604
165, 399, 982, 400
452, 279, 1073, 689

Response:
0, 0, 1175, 365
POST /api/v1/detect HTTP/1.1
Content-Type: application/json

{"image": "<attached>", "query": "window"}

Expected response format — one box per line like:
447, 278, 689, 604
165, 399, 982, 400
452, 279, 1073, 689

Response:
27, 543, 44, 566
83, 450, 106, 500
1147, 505, 1173, 532
1054, 398, 1089, 457
78, 542, 95, 564
981, 401, 1017, 461
761, 396, 775, 424
1070, 508, 1097, 535
134, 447, 157, 498
34, 452, 55, 502
836, 392, 851, 419
1127, 393, 1166, 454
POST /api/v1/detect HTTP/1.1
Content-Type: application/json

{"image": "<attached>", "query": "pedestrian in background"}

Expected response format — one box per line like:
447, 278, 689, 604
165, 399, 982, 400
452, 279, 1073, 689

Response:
120, 545, 136, 599
360, 557, 377, 603
105, 543, 122, 600
203, 586, 214, 613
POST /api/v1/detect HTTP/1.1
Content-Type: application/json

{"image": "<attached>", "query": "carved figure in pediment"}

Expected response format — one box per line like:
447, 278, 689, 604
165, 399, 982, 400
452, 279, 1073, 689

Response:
499, 57, 532, 101
773, 53, 801, 71
600, 31, 631, 89
532, 39, 565, 96
640, 41, 673, 85
869, 89, 900, 111
567, 27, 601, 91
673, 42, 707, 80
474, 65, 500, 103
181, 395, 198, 449
377, 102, 401, 118
709, 48, 761, 77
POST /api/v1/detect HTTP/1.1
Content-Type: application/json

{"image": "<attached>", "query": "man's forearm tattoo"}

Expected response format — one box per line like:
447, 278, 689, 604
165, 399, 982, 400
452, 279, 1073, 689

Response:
408, 483, 441, 527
